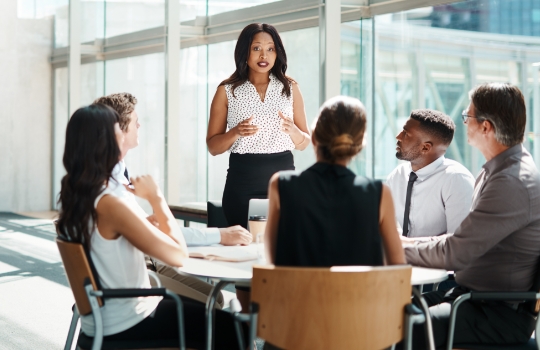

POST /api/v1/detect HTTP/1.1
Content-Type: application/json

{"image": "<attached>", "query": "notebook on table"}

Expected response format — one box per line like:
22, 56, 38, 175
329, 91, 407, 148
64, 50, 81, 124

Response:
188, 245, 258, 262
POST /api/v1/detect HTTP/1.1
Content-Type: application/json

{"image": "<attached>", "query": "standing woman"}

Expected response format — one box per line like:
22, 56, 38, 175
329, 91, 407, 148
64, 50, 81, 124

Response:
207, 23, 311, 229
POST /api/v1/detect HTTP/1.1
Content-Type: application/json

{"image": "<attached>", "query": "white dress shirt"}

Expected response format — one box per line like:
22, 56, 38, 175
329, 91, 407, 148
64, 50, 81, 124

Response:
386, 156, 475, 237
109, 162, 221, 246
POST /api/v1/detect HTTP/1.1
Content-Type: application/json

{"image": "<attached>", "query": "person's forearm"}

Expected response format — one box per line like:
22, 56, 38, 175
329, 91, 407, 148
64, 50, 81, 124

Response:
148, 195, 183, 245
207, 128, 239, 156
292, 131, 310, 150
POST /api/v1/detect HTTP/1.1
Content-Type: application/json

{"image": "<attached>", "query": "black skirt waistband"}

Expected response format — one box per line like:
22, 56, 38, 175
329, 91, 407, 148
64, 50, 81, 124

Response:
227, 151, 295, 182
229, 150, 292, 161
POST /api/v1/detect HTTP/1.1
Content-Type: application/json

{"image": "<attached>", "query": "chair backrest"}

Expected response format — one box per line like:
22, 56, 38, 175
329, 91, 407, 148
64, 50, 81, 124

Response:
207, 200, 229, 227
247, 199, 268, 230
56, 238, 102, 315
251, 265, 412, 350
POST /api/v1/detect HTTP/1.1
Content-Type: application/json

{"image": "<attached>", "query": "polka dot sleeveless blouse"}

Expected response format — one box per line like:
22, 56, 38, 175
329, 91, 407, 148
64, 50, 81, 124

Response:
226, 74, 295, 154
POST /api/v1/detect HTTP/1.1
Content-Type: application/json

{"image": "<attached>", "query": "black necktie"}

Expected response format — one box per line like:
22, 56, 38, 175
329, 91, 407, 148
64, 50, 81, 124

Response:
402, 172, 418, 237
124, 168, 131, 184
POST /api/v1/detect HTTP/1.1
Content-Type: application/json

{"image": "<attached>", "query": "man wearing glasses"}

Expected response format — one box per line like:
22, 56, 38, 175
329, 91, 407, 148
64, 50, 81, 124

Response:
386, 109, 474, 239
404, 83, 540, 348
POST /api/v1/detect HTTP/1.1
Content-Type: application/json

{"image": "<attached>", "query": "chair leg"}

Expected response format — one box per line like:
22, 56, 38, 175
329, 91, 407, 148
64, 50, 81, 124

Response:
412, 287, 436, 350
206, 281, 230, 350
85, 285, 104, 350
535, 311, 540, 350
404, 304, 426, 350
403, 313, 414, 350
249, 305, 259, 350
165, 290, 186, 350
445, 293, 471, 350
64, 306, 80, 350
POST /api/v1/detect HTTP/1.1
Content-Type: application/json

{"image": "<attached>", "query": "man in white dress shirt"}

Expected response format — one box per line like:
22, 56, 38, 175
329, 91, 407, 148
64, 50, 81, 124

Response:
94, 93, 251, 307
386, 109, 474, 238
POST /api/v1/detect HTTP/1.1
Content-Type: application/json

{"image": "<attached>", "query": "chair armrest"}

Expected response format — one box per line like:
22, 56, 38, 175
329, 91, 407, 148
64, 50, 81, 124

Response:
93, 288, 170, 298
147, 270, 162, 288
86, 287, 186, 350
446, 291, 540, 350
469, 291, 540, 302
230, 302, 259, 350
405, 303, 424, 316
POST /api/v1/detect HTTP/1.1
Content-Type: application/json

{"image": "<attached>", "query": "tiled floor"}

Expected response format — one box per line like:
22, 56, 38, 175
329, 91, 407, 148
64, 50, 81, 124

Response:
0, 212, 74, 349
0, 212, 263, 350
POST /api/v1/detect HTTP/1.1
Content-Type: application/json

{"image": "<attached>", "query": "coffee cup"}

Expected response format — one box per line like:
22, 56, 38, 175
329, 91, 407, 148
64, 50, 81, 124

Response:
248, 215, 267, 243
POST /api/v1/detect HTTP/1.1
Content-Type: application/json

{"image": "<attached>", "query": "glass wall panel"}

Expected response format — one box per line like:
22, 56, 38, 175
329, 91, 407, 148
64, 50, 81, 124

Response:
207, 0, 281, 16
207, 40, 236, 201
176, 45, 208, 203
17, 0, 68, 19
105, 53, 165, 212
179, 0, 206, 22
53, 67, 69, 206
54, 4, 69, 48
81, 61, 105, 105
339, 3, 540, 180
81, 0, 105, 43
105, 0, 164, 38
280, 27, 319, 173
52, 0, 540, 209
341, 19, 373, 177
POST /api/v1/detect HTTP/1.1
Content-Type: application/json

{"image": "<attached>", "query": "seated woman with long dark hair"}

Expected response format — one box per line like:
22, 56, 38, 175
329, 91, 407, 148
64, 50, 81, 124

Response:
57, 104, 245, 348
265, 96, 405, 266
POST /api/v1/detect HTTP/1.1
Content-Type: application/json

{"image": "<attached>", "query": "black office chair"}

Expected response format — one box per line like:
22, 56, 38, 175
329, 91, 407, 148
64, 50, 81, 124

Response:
447, 261, 540, 350
207, 200, 229, 228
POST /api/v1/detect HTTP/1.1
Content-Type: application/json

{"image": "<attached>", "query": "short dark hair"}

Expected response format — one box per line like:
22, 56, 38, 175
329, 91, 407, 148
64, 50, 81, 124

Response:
93, 93, 137, 132
470, 83, 526, 147
410, 109, 455, 145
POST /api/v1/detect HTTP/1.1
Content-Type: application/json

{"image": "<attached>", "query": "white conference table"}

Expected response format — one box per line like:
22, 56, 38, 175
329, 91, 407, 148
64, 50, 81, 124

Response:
177, 255, 448, 286
175, 245, 448, 350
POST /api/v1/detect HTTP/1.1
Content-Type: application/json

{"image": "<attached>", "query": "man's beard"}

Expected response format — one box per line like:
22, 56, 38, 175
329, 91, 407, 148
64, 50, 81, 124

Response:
396, 142, 422, 161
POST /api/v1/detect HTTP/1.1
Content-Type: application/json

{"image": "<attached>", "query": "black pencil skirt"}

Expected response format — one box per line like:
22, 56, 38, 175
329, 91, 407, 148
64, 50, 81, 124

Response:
222, 151, 295, 229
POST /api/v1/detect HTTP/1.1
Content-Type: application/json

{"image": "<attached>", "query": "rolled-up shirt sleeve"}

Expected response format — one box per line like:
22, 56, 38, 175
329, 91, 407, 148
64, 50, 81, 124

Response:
405, 173, 530, 270
181, 227, 221, 246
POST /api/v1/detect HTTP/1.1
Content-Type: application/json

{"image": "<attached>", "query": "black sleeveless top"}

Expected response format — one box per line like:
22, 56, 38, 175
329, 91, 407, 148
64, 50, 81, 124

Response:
274, 162, 383, 267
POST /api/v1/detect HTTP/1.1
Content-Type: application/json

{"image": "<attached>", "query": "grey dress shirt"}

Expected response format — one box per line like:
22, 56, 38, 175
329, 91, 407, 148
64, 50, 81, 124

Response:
405, 145, 540, 292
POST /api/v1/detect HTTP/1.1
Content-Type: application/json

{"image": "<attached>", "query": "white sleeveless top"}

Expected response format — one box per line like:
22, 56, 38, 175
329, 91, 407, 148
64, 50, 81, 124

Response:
80, 187, 161, 336
226, 74, 295, 154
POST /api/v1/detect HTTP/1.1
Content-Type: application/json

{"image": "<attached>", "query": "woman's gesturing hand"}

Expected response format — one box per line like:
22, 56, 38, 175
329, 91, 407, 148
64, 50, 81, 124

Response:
279, 111, 300, 137
124, 175, 163, 203
235, 116, 259, 137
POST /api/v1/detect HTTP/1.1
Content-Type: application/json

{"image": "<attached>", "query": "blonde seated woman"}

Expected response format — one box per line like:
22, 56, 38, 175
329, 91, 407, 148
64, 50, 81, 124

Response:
265, 96, 405, 267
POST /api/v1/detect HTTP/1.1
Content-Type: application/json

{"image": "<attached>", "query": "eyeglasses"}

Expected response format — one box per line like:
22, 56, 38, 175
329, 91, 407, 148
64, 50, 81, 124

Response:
461, 111, 477, 124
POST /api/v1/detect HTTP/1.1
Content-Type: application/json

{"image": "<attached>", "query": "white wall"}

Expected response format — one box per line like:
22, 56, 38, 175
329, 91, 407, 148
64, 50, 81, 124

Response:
0, 1, 53, 211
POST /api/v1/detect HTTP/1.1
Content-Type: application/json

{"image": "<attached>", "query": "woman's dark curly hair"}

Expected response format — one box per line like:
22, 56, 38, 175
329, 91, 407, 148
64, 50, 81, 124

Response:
57, 104, 120, 248
220, 23, 293, 97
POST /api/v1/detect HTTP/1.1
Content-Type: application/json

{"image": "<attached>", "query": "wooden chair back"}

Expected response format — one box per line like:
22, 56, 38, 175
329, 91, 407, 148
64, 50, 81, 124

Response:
56, 238, 102, 315
251, 265, 412, 350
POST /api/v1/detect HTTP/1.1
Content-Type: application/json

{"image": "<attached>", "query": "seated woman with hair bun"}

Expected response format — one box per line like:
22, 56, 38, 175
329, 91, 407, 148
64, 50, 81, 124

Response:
265, 96, 405, 267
